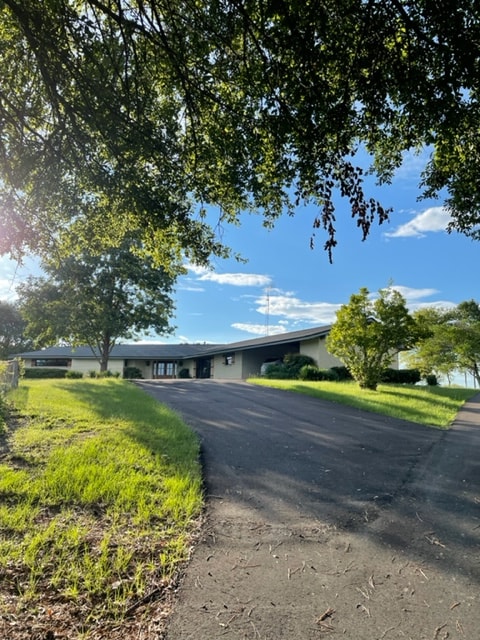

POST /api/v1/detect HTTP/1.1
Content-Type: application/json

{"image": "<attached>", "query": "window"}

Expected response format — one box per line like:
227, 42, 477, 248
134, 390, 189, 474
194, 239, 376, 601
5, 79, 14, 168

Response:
33, 359, 71, 367
153, 361, 175, 377
224, 353, 235, 365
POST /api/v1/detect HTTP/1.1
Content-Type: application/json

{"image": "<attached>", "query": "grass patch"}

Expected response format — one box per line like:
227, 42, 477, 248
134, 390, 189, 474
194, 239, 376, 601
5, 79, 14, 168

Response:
0, 379, 203, 635
248, 378, 478, 427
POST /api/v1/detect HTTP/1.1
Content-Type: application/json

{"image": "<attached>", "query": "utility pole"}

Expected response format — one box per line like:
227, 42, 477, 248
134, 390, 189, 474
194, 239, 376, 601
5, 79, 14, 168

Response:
265, 287, 271, 336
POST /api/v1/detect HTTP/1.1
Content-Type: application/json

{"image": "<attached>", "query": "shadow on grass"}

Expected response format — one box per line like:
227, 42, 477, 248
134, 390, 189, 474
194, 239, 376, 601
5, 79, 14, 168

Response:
48, 379, 200, 475
264, 381, 477, 427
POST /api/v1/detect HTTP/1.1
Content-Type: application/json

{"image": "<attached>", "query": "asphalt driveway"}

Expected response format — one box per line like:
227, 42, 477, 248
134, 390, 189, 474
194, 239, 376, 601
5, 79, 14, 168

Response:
137, 380, 480, 640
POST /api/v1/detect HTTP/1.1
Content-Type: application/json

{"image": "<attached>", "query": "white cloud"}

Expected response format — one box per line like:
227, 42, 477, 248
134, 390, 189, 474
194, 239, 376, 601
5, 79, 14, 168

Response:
0, 279, 17, 301
364, 284, 457, 313
0, 257, 18, 300
385, 285, 439, 302
406, 299, 457, 313
207, 272, 272, 287
0, 256, 42, 301
247, 286, 459, 326
394, 147, 431, 180
231, 323, 287, 336
187, 264, 210, 276
178, 284, 206, 292
385, 206, 452, 238
255, 292, 341, 324
187, 263, 272, 288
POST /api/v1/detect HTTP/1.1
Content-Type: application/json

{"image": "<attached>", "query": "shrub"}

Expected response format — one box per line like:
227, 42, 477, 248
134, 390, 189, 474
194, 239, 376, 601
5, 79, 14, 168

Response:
425, 374, 439, 386
299, 365, 337, 381
282, 353, 316, 378
263, 363, 291, 379
329, 366, 353, 381
380, 368, 421, 384
264, 354, 320, 379
65, 370, 84, 379
321, 368, 341, 381
178, 368, 191, 378
123, 366, 143, 379
96, 370, 120, 378
299, 364, 321, 380
23, 368, 68, 379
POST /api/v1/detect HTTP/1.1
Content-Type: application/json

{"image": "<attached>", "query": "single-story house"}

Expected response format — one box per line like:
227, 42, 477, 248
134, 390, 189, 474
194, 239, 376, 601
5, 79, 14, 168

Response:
17, 324, 398, 380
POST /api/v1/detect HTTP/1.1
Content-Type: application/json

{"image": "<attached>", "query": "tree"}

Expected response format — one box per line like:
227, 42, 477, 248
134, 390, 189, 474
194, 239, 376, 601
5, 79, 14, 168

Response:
17, 241, 181, 371
326, 287, 419, 390
410, 300, 480, 386
0, 300, 31, 359
406, 307, 458, 383
453, 301, 480, 386
1, 1, 479, 263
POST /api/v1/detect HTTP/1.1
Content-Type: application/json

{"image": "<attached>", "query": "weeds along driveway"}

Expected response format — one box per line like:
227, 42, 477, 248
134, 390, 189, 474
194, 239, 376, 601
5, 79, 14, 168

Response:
136, 380, 480, 640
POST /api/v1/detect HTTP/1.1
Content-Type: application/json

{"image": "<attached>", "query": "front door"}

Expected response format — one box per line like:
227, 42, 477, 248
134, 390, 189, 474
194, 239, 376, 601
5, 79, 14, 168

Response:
152, 361, 175, 379
195, 358, 211, 379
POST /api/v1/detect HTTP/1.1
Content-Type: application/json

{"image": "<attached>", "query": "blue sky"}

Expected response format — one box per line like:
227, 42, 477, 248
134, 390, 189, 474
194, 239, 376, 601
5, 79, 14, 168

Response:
170, 149, 478, 345
0, 149, 478, 347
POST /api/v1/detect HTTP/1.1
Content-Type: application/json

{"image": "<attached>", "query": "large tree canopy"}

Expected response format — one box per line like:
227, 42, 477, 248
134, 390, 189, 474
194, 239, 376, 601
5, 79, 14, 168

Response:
17, 240, 181, 371
1, 1, 479, 262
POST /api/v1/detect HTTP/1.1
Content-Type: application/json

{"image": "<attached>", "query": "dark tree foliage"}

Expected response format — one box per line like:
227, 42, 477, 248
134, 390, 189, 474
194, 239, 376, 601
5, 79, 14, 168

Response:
0, 1, 479, 262
0, 300, 31, 358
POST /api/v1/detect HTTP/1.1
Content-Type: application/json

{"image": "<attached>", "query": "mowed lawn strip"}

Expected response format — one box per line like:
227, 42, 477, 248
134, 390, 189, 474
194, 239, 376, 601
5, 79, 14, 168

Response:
248, 378, 477, 427
0, 379, 203, 632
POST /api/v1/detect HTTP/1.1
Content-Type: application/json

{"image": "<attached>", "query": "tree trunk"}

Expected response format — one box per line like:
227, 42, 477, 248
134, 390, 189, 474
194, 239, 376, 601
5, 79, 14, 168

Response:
359, 381, 378, 391
472, 362, 480, 388
100, 336, 111, 372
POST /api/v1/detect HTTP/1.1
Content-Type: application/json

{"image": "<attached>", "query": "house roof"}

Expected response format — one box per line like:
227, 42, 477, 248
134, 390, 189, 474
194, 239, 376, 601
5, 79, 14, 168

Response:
16, 325, 332, 360
200, 324, 332, 355
17, 343, 222, 360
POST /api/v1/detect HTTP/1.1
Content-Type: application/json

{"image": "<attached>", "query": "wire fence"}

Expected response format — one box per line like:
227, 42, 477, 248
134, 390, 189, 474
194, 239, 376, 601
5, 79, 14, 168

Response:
0, 359, 20, 394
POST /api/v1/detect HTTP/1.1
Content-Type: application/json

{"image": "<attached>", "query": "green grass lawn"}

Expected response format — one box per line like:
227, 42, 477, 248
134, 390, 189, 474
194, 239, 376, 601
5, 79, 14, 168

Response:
0, 379, 203, 634
1, 377, 477, 636
248, 378, 478, 427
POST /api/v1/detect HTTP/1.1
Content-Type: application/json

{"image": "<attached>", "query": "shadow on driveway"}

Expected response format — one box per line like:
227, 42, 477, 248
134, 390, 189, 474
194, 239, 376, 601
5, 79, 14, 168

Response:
137, 380, 480, 640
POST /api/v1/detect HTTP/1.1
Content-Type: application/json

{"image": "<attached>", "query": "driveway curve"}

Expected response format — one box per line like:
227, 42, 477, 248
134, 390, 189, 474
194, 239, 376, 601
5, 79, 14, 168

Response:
136, 380, 480, 640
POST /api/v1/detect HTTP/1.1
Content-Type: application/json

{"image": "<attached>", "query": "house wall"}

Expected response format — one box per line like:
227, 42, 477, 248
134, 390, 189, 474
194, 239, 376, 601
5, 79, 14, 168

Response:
70, 358, 124, 376
124, 359, 152, 378
239, 348, 281, 377
389, 353, 400, 369
209, 339, 341, 379
179, 358, 196, 378
300, 337, 341, 369
212, 353, 243, 379
241, 349, 267, 378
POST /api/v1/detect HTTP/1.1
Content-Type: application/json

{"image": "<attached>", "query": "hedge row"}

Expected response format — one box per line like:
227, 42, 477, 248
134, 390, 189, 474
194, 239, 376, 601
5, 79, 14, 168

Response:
264, 356, 422, 385
24, 368, 124, 379
24, 368, 68, 379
